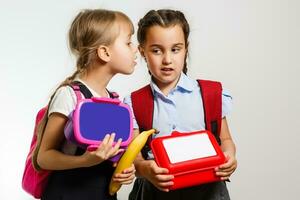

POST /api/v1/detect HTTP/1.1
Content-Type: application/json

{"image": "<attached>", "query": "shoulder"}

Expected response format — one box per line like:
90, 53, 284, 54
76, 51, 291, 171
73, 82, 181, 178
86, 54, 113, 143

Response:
196, 79, 222, 88
53, 86, 77, 101
124, 84, 153, 108
48, 85, 77, 117
196, 79, 233, 116
196, 79, 233, 99
222, 88, 232, 99
124, 84, 150, 105
131, 84, 154, 106
195, 79, 223, 97
222, 88, 233, 117
131, 84, 151, 96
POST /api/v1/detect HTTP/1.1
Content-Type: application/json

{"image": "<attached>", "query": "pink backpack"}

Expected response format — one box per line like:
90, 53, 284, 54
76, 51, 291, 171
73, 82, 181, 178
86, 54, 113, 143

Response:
21, 82, 121, 198
22, 82, 81, 199
21, 84, 82, 198
21, 107, 50, 198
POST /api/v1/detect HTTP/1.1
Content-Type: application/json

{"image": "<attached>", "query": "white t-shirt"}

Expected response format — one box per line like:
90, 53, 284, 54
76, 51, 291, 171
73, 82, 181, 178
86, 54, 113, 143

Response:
48, 79, 105, 117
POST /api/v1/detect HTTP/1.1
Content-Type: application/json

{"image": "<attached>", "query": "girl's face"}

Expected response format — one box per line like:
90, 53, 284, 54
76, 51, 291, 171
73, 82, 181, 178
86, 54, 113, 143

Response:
140, 25, 187, 88
109, 22, 137, 75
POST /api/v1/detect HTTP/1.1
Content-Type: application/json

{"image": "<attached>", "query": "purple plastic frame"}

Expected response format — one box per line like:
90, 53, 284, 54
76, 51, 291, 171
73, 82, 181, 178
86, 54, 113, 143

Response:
72, 97, 133, 149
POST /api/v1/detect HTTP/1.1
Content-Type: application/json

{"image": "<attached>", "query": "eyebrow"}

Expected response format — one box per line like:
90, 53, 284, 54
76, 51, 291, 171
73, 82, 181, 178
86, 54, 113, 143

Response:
149, 43, 184, 48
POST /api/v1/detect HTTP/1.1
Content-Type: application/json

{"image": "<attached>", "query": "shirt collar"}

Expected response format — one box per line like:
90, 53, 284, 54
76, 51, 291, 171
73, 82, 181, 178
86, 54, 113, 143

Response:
176, 73, 194, 92
150, 72, 195, 95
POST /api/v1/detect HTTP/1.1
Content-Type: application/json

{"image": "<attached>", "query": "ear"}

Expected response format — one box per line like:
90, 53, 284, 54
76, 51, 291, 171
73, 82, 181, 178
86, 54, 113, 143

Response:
138, 45, 147, 62
185, 41, 189, 54
97, 45, 111, 62
138, 45, 145, 58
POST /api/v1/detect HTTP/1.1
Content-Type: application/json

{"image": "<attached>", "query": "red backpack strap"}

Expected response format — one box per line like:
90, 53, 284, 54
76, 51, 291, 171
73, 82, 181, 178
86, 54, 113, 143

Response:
131, 84, 154, 131
197, 80, 222, 144
131, 85, 154, 159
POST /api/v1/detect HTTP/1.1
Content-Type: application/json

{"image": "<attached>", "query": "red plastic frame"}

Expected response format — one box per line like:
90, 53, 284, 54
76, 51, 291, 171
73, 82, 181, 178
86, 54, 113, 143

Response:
150, 130, 226, 190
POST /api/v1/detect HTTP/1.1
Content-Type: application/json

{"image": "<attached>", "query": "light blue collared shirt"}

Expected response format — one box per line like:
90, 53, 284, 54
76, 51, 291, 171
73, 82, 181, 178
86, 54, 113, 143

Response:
123, 73, 233, 158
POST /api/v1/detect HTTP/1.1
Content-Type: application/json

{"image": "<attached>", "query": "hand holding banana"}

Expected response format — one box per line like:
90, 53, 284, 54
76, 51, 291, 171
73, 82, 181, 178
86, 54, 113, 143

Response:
109, 129, 156, 195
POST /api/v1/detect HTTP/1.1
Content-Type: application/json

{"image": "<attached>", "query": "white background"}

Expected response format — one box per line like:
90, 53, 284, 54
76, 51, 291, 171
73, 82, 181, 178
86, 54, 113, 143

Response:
1, 0, 299, 199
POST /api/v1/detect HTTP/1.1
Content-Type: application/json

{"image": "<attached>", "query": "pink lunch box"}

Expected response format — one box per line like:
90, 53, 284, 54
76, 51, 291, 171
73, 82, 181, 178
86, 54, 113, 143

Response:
64, 97, 133, 162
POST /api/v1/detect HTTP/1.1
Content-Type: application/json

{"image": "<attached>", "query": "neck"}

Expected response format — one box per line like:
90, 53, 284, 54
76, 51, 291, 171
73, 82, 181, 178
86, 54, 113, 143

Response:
79, 64, 114, 97
153, 76, 180, 96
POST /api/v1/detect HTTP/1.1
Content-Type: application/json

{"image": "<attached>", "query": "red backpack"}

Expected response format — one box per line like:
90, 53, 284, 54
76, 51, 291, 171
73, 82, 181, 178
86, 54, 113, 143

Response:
21, 82, 100, 198
131, 79, 222, 159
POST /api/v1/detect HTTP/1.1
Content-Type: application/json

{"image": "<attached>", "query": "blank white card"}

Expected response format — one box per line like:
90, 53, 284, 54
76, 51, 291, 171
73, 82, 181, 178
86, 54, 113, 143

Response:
162, 133, 217, 164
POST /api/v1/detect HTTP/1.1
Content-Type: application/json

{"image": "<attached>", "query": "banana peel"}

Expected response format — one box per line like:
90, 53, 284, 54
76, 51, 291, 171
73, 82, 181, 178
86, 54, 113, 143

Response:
109, 129, 156, 195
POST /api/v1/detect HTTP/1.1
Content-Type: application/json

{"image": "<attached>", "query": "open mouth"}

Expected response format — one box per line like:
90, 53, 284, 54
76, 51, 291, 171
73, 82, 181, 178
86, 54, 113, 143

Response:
161, 67, 174, 72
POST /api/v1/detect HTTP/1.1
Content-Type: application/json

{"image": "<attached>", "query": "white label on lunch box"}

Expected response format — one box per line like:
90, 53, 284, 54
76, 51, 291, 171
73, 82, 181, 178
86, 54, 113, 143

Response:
163, 133, 217, 164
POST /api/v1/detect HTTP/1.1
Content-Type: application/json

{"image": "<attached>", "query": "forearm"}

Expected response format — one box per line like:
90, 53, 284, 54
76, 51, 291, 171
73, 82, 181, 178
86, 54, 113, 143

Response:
218, 137, 238, 179
37, 149, 87, 170
220, 118, 236, 157
221, 138, 236, 156
134, 153, 151, 178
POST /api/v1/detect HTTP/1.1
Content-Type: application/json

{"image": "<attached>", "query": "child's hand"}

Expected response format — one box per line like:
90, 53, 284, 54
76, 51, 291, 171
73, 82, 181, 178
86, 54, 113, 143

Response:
82, 133, 122, 167
215, 151, 237, 181
144, 160, 174, 192
112, 164, 136, 185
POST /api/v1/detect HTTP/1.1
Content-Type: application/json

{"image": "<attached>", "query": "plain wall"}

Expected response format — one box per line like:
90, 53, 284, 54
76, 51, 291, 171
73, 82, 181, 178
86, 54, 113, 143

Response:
1, 0, 299, 199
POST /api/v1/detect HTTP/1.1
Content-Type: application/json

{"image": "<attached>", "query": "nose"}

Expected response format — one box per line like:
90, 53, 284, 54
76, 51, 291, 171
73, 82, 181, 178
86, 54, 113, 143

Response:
162, 52, 172, 65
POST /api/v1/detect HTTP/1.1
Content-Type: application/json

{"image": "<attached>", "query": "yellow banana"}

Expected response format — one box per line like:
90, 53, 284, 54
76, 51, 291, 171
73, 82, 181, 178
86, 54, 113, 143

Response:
109, 129, 156, 195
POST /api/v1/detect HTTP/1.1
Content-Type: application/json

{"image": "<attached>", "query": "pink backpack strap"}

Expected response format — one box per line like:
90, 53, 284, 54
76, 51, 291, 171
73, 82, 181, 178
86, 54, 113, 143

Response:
70, 82, 119, 100
109, 92, 119, 99
69, 84, 82, 102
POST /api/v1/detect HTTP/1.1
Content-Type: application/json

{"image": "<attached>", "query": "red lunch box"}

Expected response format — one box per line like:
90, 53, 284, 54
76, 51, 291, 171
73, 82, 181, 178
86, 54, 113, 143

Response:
151, 130, 226, 190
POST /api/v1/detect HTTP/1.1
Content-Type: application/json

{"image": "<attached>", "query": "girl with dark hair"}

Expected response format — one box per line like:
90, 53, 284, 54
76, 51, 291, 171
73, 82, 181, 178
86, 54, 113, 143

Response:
124, 9, 237, 200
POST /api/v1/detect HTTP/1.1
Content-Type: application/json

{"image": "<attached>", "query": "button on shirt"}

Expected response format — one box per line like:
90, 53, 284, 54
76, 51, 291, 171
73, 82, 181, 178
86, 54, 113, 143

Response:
123, 73, 233, 158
